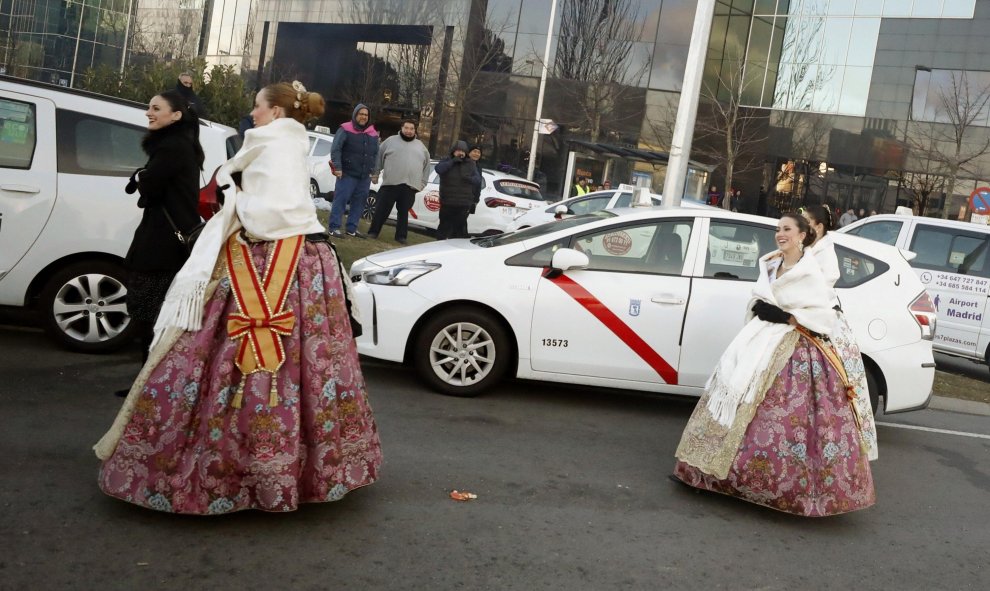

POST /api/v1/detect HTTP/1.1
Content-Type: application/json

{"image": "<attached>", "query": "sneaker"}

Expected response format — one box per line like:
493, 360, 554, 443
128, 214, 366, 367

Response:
329, 230, 346, 238
347, 231, 367, 239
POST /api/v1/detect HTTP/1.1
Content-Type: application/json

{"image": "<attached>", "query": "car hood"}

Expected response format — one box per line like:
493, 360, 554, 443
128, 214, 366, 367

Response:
350, 239, 480, 274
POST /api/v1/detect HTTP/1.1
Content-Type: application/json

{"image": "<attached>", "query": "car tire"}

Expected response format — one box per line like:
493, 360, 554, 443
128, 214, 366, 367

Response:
39, 260, 136, 353
865, 365, 880, 416
413, 306, 512, 397
310, 179, 320, 199
363, 190, 377, 220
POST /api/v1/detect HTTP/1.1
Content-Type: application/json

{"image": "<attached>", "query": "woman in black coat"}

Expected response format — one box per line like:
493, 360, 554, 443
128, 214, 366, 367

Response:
123, 89, 204, 365
435, 140, 481, 239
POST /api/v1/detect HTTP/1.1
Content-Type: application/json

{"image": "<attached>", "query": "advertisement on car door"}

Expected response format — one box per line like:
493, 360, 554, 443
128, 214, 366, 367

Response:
918, 269, 988, 352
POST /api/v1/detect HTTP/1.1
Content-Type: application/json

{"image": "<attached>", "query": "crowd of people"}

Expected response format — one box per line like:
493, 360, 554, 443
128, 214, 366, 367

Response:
94, 80, 878, 517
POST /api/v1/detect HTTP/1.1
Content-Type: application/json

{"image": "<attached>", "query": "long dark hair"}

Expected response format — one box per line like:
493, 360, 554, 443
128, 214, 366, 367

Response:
802, 204, 833, 236
145, 89, 205, 170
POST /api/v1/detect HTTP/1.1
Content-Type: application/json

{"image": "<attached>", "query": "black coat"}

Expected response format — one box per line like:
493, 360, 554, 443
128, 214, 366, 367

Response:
435, 156, 480, 208
124, 124, 202, 273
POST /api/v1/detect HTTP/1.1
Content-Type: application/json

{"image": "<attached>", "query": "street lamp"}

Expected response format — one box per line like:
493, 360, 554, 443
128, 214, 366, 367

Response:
526, 0, 560, 182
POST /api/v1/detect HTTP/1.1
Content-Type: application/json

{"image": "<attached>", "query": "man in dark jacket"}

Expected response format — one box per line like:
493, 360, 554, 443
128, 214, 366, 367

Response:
329, 103, 380, 238
175, 72, 208, 119
435, 140, 481, 239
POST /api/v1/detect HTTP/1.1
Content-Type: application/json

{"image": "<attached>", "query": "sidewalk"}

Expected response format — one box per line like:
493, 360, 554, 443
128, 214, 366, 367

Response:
930, 370, 990, 416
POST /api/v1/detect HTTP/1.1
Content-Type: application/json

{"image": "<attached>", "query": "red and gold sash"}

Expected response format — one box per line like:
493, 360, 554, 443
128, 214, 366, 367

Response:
225, 234, 304, 408
795, 325, 865, 438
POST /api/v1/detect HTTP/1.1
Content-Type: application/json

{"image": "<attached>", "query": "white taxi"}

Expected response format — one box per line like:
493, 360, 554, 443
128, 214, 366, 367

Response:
395, 168, 546, 235
506, 187, 659, 231
349, 208, 937, 414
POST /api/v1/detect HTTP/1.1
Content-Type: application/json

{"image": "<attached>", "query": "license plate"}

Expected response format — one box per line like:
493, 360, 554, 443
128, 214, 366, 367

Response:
499, 206, 516, 215
723, 250, 746, 262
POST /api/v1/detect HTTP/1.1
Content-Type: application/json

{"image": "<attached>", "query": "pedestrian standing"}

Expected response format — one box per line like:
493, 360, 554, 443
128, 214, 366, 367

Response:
672, 213, 875, 516
328, 103, 379, 238
367, 119, 431, 245
574, 177, 590, 196
435, 140, 480, 239
707, 185, 721, 207
468, 144, 484, 213
95, 81, 383, 515
117, 89, 204, 397
838, 207, 857, 227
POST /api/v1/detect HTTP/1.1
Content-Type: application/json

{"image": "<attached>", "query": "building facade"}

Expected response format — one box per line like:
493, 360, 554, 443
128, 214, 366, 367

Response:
3, 0, 989, 214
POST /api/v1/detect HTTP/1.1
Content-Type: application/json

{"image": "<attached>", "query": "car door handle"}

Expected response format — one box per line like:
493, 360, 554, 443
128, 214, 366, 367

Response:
1, 184, 41, 194
651, 295, 685, 305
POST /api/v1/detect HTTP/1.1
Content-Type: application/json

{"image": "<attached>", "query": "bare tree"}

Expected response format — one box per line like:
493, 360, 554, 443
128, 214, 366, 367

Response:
693, 57, 768, 209
129, 2, 203, 61
898, 169, 945, 217
911, 71, 990, 218
550, 0, 650, 143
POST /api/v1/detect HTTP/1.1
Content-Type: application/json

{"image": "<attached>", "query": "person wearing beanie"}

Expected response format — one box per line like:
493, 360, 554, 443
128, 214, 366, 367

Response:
367, 119, 431, 244
328, 103, 380, 238
435, 140, 480, 239
468, 145, 483, 209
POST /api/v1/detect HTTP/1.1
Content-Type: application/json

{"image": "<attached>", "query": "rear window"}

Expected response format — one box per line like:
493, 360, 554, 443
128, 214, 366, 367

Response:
703, 221, 777, 281
835, 245, 889, 288
56, 109, 145, 176
909, 224, 990, 277
845, 220, 902, 246
494, 179, 543, 201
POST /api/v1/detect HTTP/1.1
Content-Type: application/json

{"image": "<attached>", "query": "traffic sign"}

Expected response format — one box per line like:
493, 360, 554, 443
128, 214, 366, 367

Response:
969, 186, 990, 214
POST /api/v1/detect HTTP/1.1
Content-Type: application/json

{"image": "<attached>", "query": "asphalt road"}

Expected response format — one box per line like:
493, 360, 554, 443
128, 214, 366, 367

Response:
0, 327, 988, 590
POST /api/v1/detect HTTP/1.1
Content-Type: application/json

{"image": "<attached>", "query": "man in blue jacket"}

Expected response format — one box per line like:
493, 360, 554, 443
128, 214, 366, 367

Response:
329, 104, 380, 238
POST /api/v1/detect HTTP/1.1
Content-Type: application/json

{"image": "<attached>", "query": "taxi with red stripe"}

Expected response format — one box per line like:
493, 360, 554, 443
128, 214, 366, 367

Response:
348, 207, 936, 414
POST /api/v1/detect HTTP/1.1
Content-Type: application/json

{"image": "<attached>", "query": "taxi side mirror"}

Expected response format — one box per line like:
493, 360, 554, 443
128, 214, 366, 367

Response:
544, 248, 589, 278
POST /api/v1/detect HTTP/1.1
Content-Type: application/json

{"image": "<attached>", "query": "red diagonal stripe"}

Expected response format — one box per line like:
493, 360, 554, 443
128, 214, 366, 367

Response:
548, 274, 678, 385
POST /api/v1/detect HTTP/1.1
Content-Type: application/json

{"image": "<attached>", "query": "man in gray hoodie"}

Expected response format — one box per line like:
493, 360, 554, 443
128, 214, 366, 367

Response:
367, 119, 432, 244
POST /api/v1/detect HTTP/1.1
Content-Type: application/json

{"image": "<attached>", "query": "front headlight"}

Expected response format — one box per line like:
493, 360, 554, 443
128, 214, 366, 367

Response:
363, 262, 441, 286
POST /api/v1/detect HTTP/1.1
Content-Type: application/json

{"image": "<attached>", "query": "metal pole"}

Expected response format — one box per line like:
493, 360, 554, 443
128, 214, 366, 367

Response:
526, 0, 560, 181
119, 0, 134, 78
70, 1, 85, 88
661, 0, 717, 208
562, 150, 576, 200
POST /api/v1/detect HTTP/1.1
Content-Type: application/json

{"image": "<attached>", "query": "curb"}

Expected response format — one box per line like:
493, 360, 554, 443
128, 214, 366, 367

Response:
928, 395, 990, 417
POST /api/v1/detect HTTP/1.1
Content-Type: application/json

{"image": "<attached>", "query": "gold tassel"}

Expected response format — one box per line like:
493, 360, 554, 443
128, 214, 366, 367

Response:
269, 373, 279, 407
232, 374, 247, 409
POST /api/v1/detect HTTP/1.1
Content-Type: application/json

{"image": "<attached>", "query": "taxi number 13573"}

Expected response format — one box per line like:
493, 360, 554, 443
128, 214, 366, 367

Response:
541, 338, 569, 347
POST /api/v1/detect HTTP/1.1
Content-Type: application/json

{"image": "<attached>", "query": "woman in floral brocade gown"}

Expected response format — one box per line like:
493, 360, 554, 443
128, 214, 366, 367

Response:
673, 213, 875, 517
94, 81, 382, 514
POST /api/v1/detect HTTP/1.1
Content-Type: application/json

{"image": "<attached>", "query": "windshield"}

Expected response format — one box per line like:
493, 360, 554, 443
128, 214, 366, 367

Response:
472, 211, 616, 248
494, 179, 544, 201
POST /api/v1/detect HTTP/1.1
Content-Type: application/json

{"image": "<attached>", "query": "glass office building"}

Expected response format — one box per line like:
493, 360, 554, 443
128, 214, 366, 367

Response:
4, 0, 988, 213
0, 0, 135, 86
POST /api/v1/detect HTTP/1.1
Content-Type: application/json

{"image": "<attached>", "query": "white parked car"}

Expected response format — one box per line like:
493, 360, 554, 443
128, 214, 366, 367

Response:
306, 128, 382, 219
394, 168, 546, 235
349, 208, 937, 414
0, 76, 238, 352
840, 212, 990, 369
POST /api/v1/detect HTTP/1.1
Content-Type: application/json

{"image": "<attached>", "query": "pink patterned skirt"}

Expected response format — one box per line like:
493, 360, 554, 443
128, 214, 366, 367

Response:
674, 335, 875, 517
99, 240, 383, 514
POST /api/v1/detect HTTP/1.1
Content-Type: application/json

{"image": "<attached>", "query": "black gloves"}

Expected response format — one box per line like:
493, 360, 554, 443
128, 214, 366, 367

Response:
215, 183, 230, 203
124, 168, 145, 195
752, 300, 791, 325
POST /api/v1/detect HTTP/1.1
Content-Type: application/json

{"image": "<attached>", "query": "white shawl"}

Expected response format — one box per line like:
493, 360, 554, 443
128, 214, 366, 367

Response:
807, 234, 840, 307
706, 249, 836, 426
151, 118, 325, 346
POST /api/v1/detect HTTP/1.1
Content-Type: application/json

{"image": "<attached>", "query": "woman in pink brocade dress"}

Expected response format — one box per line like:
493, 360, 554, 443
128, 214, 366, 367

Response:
673, 213, 874, 517
94, 81, 382, 514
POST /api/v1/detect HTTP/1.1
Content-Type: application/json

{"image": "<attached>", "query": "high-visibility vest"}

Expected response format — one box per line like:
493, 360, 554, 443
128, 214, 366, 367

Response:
575, 184, 588, 196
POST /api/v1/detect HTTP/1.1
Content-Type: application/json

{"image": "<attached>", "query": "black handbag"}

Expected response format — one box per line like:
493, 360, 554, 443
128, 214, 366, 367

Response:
162, 207, 206, 253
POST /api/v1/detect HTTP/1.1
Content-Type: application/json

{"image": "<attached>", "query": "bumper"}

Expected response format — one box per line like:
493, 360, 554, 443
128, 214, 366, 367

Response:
869, 341, 936, 413
352, 281, 432, 363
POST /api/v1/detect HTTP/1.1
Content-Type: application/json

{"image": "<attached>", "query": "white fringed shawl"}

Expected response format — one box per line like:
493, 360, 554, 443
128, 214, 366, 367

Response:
150, 117, 325, 349
705, 249, 836, 427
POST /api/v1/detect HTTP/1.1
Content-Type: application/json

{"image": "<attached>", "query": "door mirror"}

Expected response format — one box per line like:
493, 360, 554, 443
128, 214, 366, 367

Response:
544, 248, 589, 278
